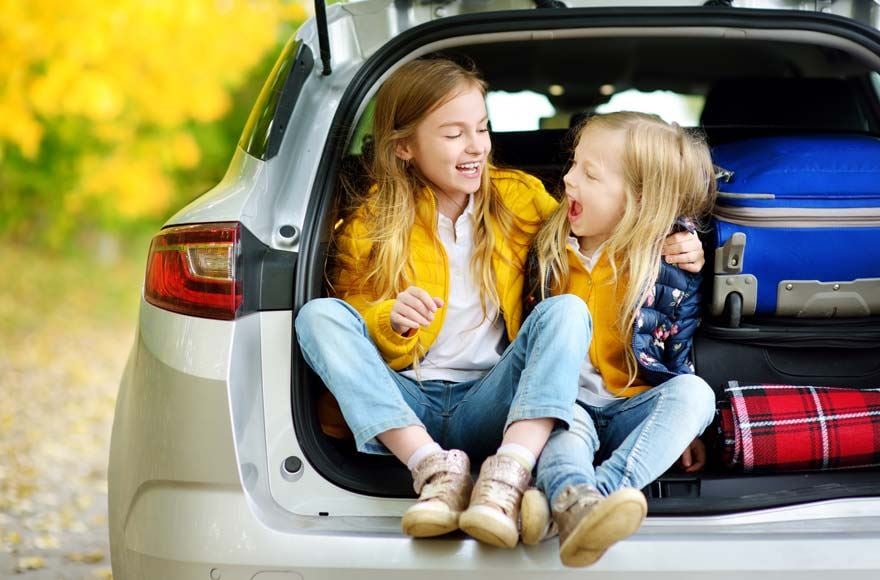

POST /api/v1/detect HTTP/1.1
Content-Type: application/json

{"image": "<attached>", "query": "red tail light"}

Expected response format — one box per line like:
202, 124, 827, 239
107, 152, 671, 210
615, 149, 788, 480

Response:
144, 222, 242, 320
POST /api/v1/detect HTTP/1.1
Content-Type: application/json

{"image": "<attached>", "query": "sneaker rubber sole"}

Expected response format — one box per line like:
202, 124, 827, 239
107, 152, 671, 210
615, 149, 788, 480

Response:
401, 501, 460, 538
521, 488, 553, 545
459, 504, 519, 549
558, 488, 647, 567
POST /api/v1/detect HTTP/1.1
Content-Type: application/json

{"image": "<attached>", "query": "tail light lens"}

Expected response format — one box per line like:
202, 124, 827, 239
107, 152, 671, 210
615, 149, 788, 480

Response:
144, 222, 242, 320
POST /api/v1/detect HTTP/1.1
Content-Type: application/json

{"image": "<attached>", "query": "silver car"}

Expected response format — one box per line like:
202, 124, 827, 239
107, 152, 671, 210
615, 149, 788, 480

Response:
109, 1, 880, 578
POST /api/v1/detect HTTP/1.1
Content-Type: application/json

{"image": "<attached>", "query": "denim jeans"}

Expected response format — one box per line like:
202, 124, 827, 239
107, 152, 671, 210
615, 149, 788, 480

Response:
536, 373, 716, 504
295, 294, 590, 457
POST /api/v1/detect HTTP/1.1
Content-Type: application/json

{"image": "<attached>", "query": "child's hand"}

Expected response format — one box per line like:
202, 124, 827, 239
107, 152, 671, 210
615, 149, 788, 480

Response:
678, 438, 706, 473
662, 231, 704, 273
390, 286, 445, 335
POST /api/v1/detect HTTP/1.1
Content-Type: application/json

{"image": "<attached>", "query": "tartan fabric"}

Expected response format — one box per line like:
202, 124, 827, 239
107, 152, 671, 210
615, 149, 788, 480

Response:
719, 382, 880, 472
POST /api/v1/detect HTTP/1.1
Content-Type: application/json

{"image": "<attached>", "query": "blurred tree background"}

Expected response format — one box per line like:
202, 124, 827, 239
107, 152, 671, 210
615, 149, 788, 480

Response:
0, 1, 308, 576
0, 0, 306, 250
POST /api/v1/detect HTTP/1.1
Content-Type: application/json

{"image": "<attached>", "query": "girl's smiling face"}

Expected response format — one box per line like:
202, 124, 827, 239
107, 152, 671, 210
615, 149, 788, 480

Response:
395, 84, 491, 202
564, 125, 628, 253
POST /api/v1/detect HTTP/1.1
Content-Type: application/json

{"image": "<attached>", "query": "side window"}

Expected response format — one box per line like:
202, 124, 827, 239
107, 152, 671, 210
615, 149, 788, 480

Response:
348, 99, 376, 156
239, 39, 314, 161
871, 72, 880, 102
333, 98, 376, 223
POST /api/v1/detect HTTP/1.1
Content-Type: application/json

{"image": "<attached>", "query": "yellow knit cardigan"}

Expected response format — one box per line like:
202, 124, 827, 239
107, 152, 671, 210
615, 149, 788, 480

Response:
332, 168, 557, 370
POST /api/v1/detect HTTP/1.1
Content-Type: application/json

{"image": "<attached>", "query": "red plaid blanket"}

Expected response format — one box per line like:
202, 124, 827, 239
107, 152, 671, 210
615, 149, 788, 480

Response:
719, 382, 880, 472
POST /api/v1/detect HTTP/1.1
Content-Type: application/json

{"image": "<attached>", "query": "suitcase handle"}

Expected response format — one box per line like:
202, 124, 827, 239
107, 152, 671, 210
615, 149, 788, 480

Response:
712, 232, 758, 323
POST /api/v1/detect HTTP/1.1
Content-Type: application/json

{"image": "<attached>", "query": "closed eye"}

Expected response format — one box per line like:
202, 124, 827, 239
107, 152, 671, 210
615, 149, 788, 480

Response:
583, 162, 600, 180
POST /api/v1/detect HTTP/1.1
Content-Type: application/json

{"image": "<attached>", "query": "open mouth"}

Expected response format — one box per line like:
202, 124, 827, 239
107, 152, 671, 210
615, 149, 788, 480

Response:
568, 198, 583, 220
456, 161, 481, 177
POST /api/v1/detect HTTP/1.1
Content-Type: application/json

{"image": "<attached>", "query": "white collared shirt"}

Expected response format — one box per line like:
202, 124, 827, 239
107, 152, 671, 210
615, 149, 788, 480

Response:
567, 236, 622, 407
401, 196, 505, 382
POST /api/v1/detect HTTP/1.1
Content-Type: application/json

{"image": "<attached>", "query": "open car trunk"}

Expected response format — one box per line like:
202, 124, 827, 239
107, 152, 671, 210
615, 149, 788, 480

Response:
291, 6, 880, 515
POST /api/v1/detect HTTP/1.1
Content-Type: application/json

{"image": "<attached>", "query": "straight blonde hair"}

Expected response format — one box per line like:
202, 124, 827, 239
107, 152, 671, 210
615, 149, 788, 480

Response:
344, 58, 524, 321
534, 111, 717, 385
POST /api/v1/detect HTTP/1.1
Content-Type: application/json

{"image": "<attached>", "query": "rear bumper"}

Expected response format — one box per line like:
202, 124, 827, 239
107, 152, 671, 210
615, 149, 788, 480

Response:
116, 481, 880, 579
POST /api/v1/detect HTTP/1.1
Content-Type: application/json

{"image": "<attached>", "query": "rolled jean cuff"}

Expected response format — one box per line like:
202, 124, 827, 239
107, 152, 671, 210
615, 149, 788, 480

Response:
506, 404, 574, 432
353, 414, 424, 456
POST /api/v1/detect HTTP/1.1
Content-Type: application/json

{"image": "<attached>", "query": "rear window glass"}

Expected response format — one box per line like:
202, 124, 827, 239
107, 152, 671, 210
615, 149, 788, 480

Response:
596, 89, 704, 126
486, 88, 705, 131
239, 39, 311, 160
486, 91, 556, 131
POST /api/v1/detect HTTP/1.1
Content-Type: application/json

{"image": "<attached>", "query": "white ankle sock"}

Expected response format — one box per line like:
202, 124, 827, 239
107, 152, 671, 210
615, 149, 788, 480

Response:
497, 443, 536, 471
406, 442, 443, 472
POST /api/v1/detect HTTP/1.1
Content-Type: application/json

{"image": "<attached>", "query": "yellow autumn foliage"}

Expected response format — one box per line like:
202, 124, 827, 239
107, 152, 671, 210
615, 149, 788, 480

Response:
0, 0, 308, 234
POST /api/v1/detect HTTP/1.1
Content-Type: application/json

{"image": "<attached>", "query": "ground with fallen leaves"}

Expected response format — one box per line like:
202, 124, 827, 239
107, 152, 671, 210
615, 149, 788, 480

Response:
1, 242, 145, 579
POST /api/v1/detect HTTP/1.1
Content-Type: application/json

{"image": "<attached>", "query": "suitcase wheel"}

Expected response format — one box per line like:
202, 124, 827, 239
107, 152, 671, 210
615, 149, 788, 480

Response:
725, 292, 743, 328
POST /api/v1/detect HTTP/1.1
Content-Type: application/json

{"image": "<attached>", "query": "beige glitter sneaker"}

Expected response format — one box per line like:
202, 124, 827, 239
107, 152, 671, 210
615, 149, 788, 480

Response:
520, 487, 557, 545
553, 485, 647, 567
401, 449, 473, 538
458, 454, 531, 548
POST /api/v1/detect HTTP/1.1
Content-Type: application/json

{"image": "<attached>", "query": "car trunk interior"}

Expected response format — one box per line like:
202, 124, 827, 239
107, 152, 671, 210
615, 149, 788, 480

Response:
293, 23, 880, 514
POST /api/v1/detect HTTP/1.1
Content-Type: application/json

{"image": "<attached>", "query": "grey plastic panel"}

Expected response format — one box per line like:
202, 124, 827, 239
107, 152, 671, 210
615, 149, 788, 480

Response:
714, 232, 747, 275
712, 274, 759, 317
777, 278, 880, 317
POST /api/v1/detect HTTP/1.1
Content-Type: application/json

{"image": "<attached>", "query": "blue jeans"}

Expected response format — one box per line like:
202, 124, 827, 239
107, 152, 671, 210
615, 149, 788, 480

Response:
296, 295, 592, 457
536, 374, 716, 503
295, 295, 590, 457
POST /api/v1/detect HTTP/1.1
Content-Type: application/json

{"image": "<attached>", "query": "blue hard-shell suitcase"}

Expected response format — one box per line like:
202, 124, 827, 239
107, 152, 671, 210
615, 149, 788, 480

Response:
711, 135, 880, 322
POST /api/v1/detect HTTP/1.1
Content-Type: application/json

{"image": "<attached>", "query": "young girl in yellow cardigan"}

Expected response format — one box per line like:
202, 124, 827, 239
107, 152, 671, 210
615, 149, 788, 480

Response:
295, 60, 705, 548
520, 112, 717, 566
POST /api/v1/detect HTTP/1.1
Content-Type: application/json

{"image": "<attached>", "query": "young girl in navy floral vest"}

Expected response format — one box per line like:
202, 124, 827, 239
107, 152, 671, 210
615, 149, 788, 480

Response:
521, 111, 717, 567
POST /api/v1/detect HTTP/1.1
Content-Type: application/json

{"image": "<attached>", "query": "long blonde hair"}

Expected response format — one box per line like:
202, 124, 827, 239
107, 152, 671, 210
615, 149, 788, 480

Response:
350, 58, 521, 316
534, 111, 717, 385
